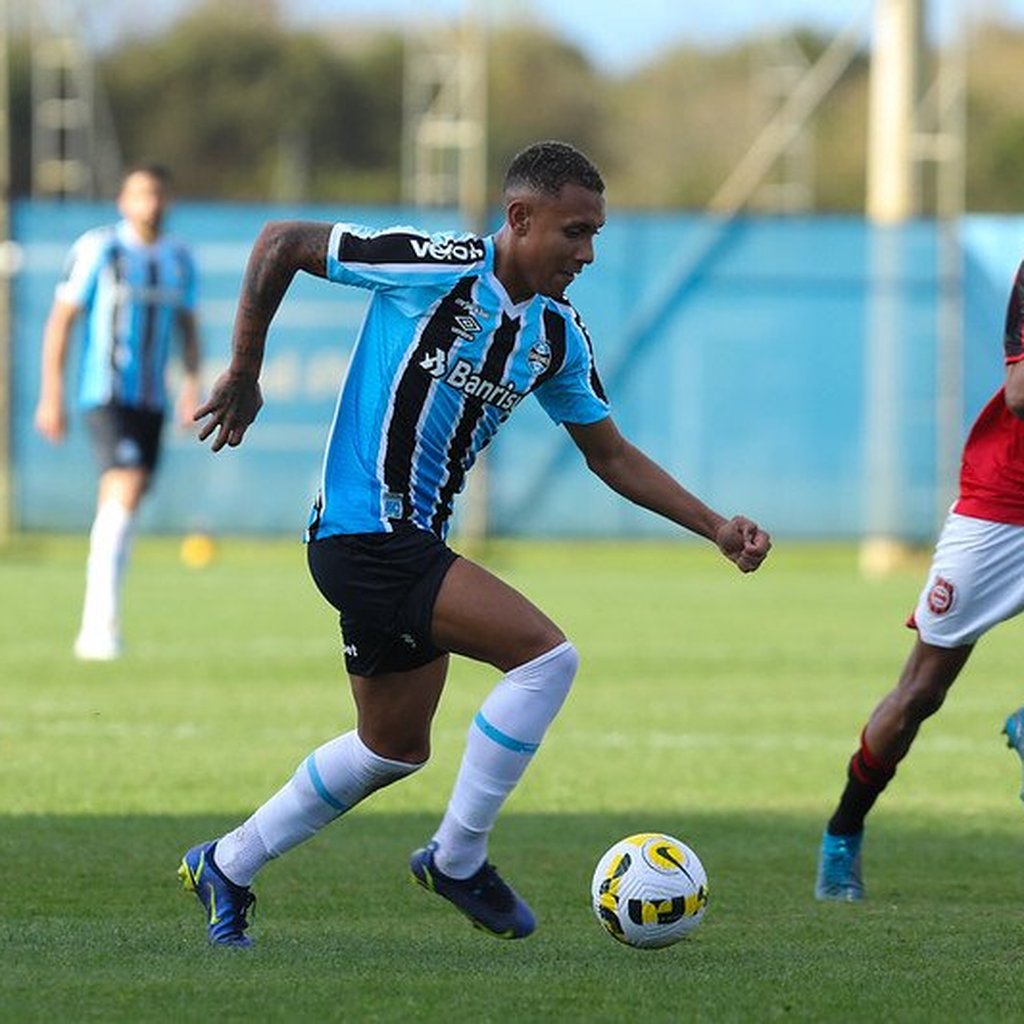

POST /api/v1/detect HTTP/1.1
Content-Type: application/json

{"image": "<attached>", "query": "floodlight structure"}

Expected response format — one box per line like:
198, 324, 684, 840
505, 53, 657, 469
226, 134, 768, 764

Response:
749, 33, 815, 214
401, 2, 488, 232
29, 0, 120, 199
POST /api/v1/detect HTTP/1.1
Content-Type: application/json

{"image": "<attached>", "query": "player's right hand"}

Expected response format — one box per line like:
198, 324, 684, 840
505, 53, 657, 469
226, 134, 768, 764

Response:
34, 397, 67, 442
194, 370, 263, 452
715, 515, 771, 573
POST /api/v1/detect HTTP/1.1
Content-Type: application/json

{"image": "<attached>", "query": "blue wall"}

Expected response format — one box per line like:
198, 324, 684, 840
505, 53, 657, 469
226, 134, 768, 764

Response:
10, 201, 1022, 539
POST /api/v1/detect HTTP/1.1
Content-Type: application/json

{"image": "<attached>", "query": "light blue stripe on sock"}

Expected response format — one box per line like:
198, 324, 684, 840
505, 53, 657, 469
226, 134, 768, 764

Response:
473, 711, 539, 754
305, 754, 348, 813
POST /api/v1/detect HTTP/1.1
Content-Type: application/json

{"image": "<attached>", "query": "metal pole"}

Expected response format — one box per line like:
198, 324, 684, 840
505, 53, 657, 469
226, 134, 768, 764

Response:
866, 0, 922, 222
860, 0, 923, 577
0, 0, 12, 541
932, 5, 966, 528
456, 0, 489, 549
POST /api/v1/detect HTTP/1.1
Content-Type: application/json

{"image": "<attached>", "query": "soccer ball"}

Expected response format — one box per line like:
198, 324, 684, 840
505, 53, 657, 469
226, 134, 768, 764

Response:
591, 832, 708, 949
180, 532, 216, 568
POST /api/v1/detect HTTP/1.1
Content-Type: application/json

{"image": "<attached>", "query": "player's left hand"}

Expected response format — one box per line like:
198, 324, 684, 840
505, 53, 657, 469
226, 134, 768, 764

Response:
175, 377, 201, 431
715, 516, 771, 573
194, 370, 263, 452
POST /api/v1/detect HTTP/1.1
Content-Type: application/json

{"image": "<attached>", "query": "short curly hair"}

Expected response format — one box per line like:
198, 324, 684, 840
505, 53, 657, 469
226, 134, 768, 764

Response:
503, 140, 604, 198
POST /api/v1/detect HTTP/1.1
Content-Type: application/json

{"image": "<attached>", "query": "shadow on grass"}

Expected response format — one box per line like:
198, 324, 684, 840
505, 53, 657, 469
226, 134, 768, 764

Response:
2, 810, 1024, 1022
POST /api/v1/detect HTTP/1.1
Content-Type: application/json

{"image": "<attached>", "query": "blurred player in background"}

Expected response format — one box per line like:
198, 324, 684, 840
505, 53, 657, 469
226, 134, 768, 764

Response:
816, 258, 1024, 901
180, 140, 771, 946
34, 163, 201, 660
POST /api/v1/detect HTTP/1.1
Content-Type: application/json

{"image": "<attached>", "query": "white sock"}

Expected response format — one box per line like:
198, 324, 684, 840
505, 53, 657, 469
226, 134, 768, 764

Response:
432, 640, 579, 879
80, 501, 133, 637
213, 731, 423, 886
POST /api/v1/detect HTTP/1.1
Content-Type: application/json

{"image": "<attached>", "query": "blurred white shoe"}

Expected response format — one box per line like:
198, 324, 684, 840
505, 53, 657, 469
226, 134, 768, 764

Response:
73, 630, 122, 661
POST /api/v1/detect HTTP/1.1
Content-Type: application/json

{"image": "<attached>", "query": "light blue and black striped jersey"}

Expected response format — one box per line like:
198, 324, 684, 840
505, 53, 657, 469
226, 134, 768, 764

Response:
307, 222, 611, 541
56, 220, 197, 411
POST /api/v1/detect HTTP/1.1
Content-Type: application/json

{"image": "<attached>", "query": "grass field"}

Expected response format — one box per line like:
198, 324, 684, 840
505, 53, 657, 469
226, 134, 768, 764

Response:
3, 535, 1024, 1022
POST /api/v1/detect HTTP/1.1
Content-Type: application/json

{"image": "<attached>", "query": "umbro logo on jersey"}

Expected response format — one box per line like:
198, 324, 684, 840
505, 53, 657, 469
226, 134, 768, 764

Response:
420, 348, 448, 378
454, 315, 481, 340
409, 237, 486, 263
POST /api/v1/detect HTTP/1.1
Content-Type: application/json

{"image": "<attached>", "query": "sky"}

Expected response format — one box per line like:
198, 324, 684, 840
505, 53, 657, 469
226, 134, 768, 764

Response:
58, 0, 1024, 75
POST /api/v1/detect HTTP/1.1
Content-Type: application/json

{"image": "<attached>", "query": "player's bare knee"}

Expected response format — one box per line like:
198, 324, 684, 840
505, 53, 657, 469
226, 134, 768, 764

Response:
399, 744, 431, 766
364, 733, 431, 766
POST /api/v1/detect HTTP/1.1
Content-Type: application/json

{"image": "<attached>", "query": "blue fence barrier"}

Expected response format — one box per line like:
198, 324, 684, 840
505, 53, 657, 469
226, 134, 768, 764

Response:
10, 201, 1023, 539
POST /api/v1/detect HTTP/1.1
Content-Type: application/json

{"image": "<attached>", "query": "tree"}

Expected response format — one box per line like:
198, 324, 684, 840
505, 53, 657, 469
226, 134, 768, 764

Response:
99, 1, 403, 201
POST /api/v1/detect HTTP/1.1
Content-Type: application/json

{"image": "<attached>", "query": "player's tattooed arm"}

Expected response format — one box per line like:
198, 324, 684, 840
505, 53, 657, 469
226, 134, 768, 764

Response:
195, 221, 332, 451
229, 221, 332, 377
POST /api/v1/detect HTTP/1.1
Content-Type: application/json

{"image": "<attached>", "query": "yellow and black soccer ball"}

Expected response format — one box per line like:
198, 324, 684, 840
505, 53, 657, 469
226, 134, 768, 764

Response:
591, 832, 708, 949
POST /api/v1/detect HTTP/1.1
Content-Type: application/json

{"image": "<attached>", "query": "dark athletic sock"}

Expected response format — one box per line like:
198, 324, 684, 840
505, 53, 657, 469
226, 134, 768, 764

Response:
827, 729, 898, 836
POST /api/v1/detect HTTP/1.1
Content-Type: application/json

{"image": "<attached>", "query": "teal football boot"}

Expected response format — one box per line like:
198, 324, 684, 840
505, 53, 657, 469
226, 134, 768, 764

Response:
814, 829, 865, 902
1002, 707, 1024, 802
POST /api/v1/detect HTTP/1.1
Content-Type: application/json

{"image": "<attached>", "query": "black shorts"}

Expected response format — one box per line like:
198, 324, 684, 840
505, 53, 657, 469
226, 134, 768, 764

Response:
306, 524, 459, 677
84, 402, 164, 474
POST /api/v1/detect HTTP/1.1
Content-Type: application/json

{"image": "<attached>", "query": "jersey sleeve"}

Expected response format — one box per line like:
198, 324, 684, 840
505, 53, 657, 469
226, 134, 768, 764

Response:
532, 308, 610, 426
176, 244, 198, 313
325, 222, 488, 291
54, 229, 109, 308
1004, 259, 1024, 364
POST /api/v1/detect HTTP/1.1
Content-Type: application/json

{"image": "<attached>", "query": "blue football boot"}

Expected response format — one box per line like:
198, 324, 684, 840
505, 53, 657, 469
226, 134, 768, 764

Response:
814, 829, 865, 901
1002, 707, 1024, 803
410, 841, 535, 938
179, 841, 256, 947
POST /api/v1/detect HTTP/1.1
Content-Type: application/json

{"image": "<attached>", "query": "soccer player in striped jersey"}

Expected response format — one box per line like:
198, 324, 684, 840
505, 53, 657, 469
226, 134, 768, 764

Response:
816, 258, 1024, 901
179, 140, 771, 946
35, 163, 201, 661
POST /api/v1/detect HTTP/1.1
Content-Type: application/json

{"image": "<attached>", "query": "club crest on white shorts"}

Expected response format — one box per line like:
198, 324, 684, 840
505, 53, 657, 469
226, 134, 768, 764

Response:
912, 512, 1024, 647
926, 576, 955, 615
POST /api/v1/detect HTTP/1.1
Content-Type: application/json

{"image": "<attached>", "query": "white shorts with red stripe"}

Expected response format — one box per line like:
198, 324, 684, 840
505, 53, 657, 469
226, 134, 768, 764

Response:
910, 511, 1024, 648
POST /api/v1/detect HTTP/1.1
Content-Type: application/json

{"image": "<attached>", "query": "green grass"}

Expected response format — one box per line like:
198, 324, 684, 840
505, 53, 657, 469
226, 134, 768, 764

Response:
3, 535, 1024, 1022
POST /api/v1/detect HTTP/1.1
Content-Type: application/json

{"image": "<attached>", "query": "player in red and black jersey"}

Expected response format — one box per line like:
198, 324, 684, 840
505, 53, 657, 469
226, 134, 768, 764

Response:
815, 259, 1024, 901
